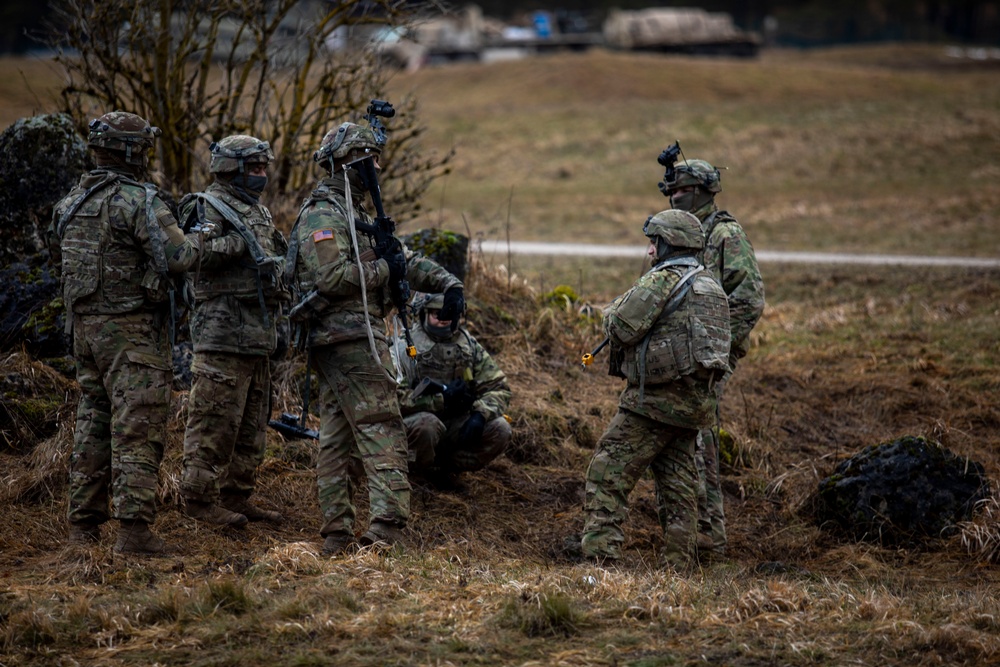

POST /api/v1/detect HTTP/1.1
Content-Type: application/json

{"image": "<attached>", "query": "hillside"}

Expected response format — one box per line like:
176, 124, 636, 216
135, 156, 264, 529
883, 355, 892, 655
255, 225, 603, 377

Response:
2, 45, 1000, 666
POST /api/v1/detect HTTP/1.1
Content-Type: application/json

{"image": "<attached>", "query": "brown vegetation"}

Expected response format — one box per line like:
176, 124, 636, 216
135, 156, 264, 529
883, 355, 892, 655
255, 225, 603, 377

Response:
1, 44, 999, 666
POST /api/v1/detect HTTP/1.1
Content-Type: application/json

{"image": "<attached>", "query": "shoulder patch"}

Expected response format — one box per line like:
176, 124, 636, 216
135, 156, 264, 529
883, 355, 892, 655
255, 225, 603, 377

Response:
312, 229, 335, 243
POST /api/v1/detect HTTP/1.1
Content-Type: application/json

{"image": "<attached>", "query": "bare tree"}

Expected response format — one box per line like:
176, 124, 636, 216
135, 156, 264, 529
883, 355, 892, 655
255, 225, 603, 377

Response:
46, 0, 451, 219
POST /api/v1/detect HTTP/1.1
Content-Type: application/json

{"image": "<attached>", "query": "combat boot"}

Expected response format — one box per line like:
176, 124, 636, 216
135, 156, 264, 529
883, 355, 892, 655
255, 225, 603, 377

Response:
68, 521, 101, 545
184, 500, 248, 527
221, 495, 283, 523
359, 521, 404, 548
114, 520, 166, 555
322, 531, 355, 557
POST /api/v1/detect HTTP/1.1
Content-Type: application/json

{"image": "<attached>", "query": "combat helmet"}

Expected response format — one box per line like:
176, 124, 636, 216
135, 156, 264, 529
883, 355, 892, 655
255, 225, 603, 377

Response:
87, 111, 161, 167
643, 209, 705, 253
313, 122, 380, 170
209, 135, 274, 174
414, 292, 456, 341
661, 159, 722, 194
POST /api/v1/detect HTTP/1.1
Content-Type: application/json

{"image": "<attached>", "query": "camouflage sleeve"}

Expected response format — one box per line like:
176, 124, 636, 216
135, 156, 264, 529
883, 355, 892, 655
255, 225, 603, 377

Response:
308, 206, 388, 295
706, 223, 765, 362
469, 336, 511, 421
403, 244, 463, 295
147, 196, 201, 273
177, 196, 246, 267
603, 271, 676, 346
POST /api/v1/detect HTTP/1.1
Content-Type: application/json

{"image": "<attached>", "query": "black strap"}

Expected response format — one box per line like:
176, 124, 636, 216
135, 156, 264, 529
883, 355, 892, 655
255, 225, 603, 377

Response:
194, 192, 273, 329
636, 265, 704, 402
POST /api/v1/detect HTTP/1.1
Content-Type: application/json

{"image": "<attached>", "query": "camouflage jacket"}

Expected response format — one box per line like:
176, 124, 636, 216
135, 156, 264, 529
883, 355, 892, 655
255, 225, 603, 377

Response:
179, 181, 289, 355
288, 175, 462, 348
49, 168, 200, 321
394, 321, 511, 422
604, 259, 727, 430
691, 202, 765, 368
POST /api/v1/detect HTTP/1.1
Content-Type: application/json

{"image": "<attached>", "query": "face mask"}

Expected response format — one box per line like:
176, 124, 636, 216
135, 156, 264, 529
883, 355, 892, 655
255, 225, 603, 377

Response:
670, 191, 697, 212
245, 174, 268, 193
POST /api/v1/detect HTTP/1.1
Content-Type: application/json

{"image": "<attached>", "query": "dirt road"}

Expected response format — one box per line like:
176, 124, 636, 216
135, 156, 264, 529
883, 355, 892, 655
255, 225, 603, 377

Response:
475, 240, 1000, 268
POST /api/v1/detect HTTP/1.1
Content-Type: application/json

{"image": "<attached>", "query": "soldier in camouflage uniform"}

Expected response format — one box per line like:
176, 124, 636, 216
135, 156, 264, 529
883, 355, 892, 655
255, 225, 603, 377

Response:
49, 111, 204, 555
178, 135, 290, 527
659, 157, 765, 556
286, 121, 464, 556
581, 210, 730, 567
392, 293, 511, 481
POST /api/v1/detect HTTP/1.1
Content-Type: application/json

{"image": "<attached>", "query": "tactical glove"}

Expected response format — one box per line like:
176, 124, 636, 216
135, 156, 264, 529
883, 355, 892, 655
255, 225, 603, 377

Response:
438, 286, 465, 325
441, 379, 476, 417
457, 412, 486, 448
384, 250, 408, 285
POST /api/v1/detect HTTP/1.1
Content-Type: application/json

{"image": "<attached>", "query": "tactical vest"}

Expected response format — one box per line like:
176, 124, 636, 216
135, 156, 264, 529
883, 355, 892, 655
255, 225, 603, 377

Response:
406, 323, 479, 384
182, 189, 284, 302
621, 269, 730, 387
55, 171, 170, 321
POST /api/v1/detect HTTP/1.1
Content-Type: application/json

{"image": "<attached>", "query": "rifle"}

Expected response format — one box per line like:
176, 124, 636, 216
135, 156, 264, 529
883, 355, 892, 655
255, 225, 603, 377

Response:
268, 350, 318, 440
351, 99, 417, 360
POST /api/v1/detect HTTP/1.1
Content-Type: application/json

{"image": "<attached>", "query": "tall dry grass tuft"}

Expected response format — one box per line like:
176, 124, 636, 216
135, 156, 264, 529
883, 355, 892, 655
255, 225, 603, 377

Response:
496, 588, 588, 638
956, 493, 1000, 564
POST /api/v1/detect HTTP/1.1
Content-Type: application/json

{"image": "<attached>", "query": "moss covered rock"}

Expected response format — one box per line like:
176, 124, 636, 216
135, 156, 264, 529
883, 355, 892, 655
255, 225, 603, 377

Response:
0, 113, 91, 266
812, 435, 989, 545
402, 228, 469, 281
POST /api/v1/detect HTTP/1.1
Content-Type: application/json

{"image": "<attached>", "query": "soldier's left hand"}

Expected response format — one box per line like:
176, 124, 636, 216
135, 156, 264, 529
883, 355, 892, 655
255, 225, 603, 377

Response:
439, 286, 465, 324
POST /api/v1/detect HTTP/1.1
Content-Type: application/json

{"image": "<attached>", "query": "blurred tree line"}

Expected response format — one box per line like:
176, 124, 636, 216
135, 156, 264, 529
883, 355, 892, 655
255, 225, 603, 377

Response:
4, 0, 1000, 53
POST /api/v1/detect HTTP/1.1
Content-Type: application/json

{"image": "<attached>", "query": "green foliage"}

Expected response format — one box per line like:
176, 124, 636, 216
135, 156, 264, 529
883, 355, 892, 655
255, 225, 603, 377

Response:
196, 578, 256, 617
541, 284, 580, 307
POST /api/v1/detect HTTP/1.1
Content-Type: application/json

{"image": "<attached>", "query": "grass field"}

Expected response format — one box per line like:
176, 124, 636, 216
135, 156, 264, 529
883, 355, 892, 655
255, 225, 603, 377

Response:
2, 45, 1000, 666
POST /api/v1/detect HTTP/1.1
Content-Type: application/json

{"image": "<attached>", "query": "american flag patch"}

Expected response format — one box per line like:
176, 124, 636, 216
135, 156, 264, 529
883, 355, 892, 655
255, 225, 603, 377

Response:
312, 229, 334, 243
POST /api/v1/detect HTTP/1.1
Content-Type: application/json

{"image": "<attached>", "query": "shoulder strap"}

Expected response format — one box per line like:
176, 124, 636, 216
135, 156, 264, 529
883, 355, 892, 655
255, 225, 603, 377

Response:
55, 172, 120, 239
636, 264, 705, 401
196, 192, 268, 264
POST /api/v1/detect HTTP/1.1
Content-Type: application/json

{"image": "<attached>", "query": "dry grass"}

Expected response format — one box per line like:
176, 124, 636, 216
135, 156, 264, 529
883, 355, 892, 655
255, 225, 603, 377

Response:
2, 44, 1000, 666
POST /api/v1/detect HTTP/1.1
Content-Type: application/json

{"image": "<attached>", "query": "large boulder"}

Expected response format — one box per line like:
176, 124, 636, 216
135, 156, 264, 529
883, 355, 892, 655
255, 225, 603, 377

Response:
811, 435, 990, 545
401, 228, 469, 281
0, 114, 90, 361
0, 113, 91, 266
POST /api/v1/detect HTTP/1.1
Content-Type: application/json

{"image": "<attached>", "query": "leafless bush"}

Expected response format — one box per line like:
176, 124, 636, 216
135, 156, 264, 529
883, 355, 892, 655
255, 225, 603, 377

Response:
45, 0, 451, 218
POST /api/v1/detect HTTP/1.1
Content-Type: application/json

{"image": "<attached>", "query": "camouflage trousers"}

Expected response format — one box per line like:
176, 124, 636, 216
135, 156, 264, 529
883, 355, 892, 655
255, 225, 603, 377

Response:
696, 373, 729, 550
403, 411, 511, 471
582, 409, 698, 565
181, 351, 270, 504
68, 312, 171, 526
312, 338, 411, 538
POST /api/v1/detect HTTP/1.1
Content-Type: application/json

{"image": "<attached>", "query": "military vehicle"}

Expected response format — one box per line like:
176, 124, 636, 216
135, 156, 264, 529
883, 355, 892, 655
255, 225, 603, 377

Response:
603, 7, 761, 57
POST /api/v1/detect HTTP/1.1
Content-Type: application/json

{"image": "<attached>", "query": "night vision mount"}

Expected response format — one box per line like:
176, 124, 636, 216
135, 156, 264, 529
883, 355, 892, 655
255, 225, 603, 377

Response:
657, 140, 684, 197
364, 99, 395, 148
